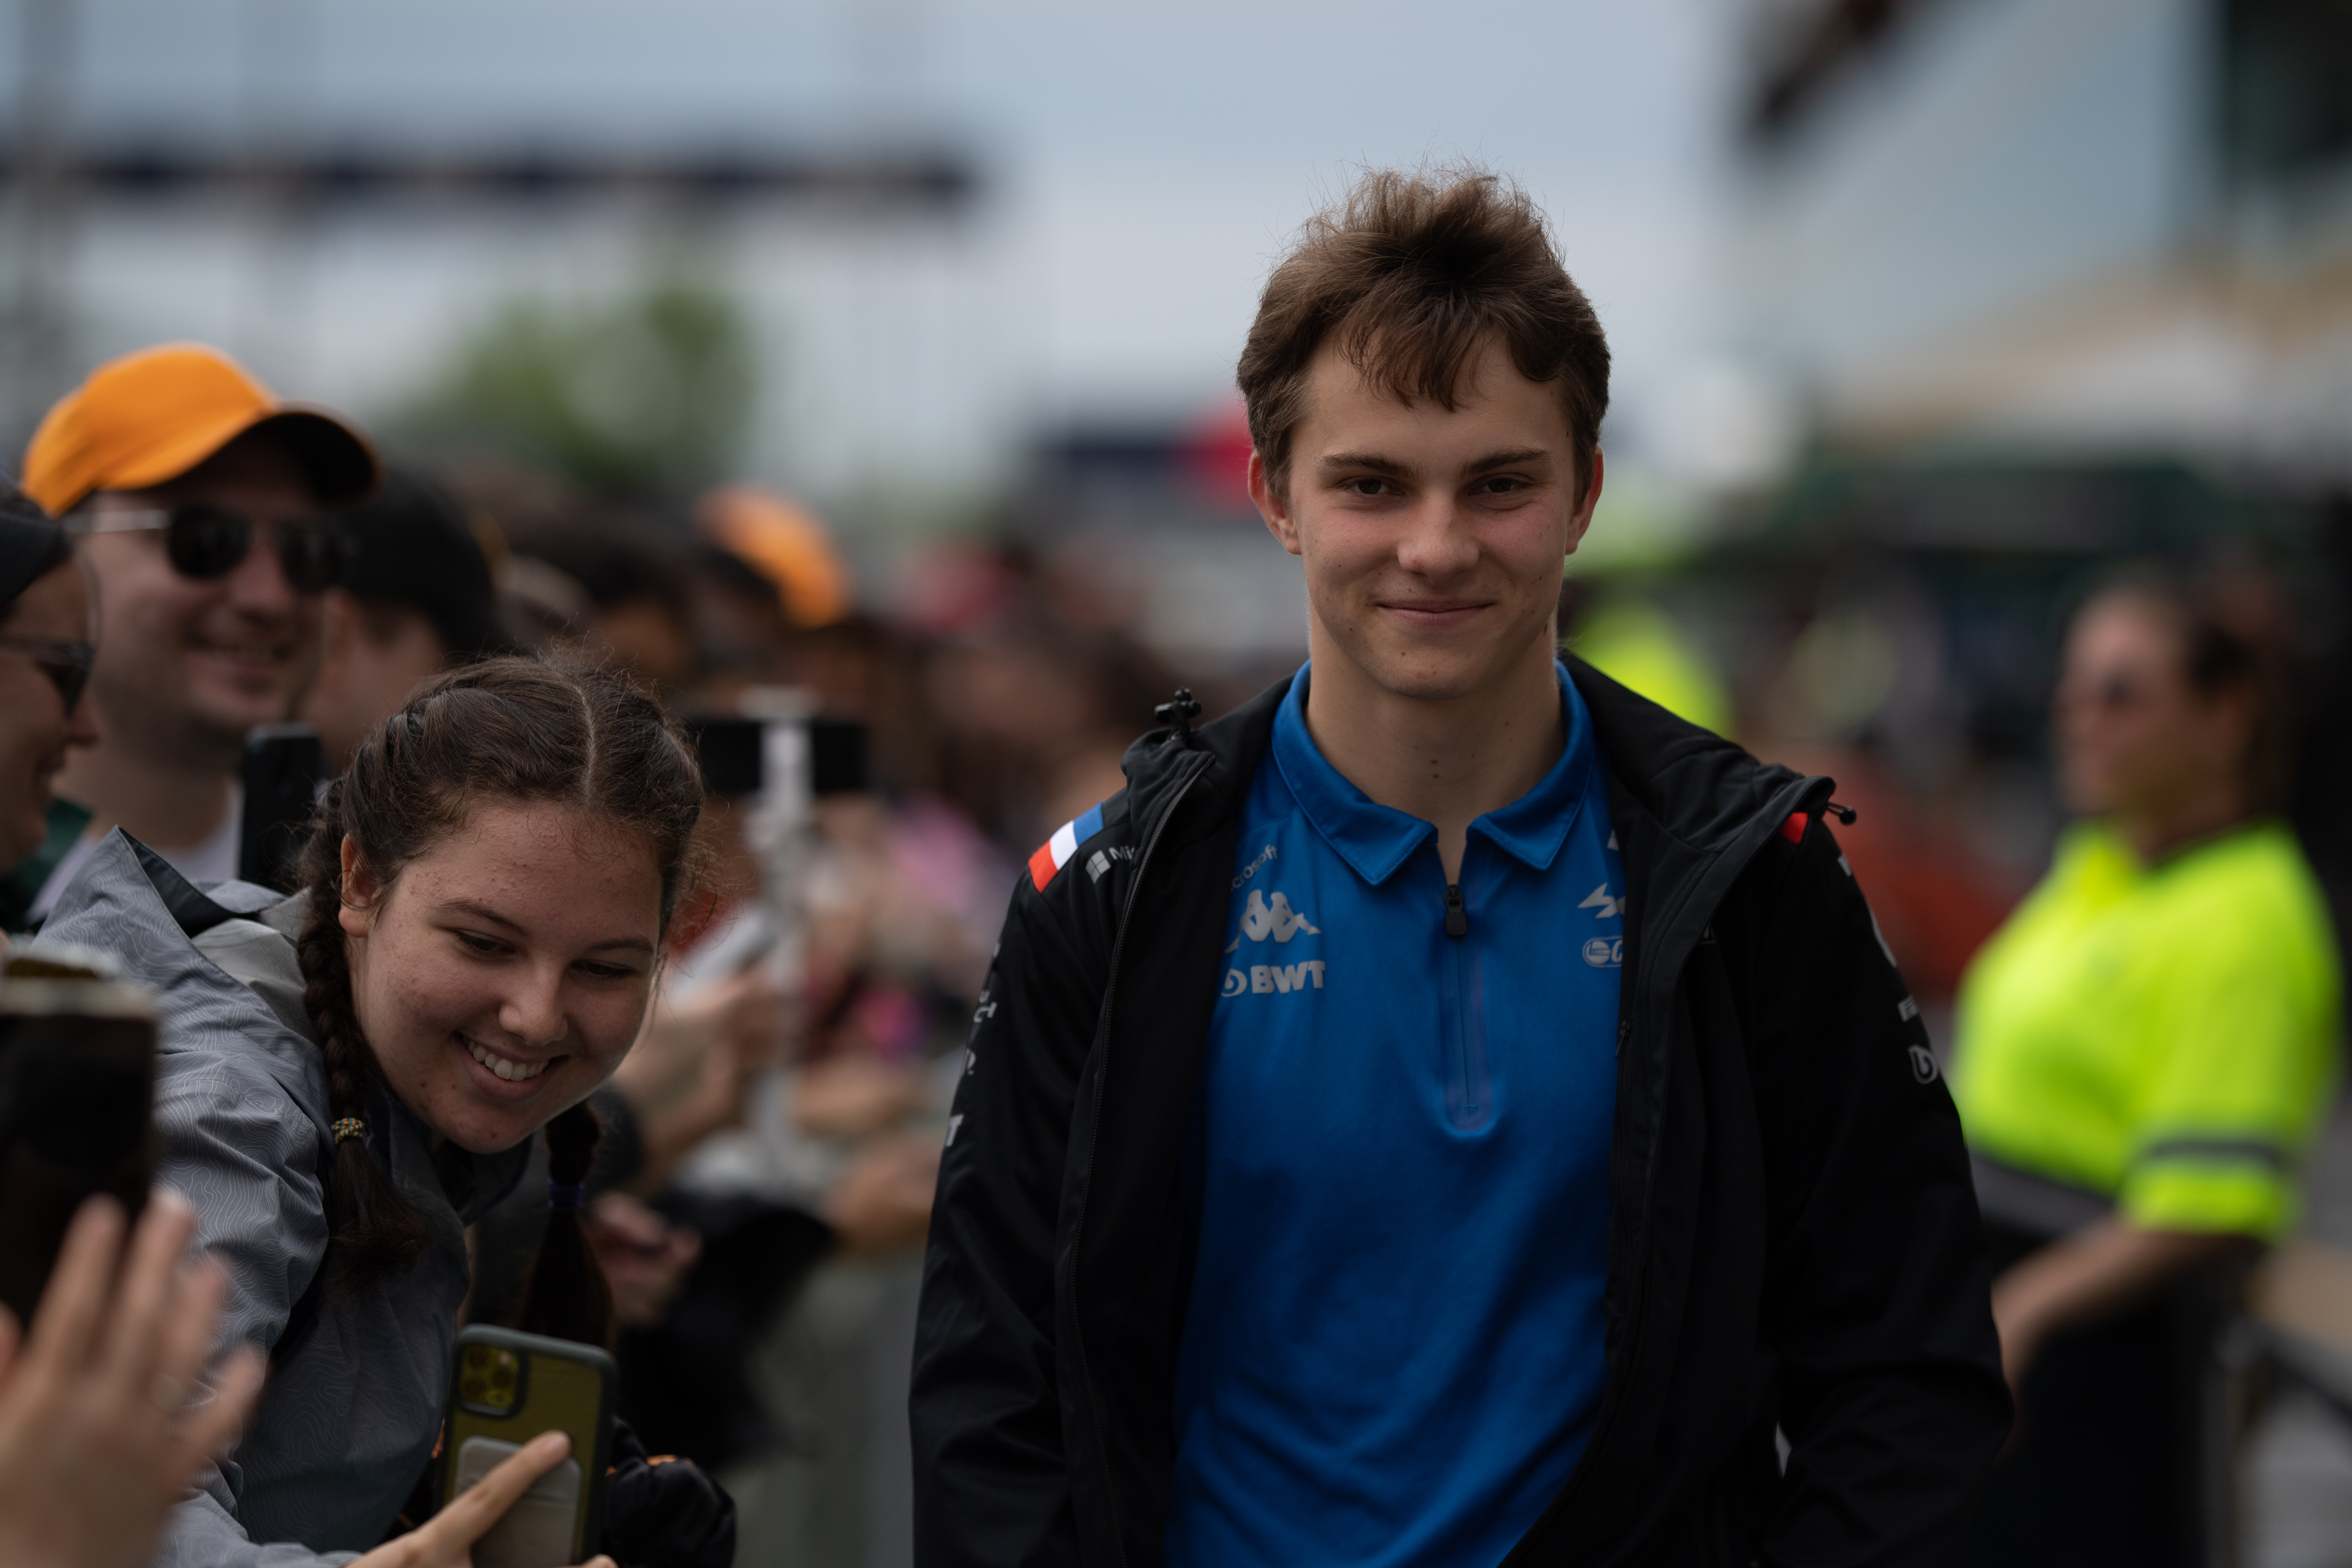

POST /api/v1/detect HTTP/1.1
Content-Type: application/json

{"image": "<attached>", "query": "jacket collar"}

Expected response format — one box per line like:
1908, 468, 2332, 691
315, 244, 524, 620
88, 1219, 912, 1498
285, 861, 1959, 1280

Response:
1564, 654, 1821, 856
1118, 673, 1293, 851
1124, 653, 1808, 866
31, 830, 328, 1120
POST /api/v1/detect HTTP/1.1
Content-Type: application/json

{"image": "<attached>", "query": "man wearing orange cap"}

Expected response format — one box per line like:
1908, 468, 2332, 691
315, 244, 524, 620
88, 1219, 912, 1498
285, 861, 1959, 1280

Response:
15, 343, 378, 917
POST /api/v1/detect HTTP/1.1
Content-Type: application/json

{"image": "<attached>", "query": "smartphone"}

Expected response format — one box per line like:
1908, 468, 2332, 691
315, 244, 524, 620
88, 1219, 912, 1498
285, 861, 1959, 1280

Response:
0, 955, 157, 1326
441, 1326, 616, 1568
685, 715, 869, 799
240, 722, 323, 893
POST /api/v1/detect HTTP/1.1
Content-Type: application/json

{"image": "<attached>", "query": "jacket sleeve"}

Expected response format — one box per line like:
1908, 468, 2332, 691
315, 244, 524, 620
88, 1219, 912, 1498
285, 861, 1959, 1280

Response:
910, 868, 1108, 1568
1730, 817, 2011, 1566
149, 1053, 351, 1568
600, 1416, 737, 1568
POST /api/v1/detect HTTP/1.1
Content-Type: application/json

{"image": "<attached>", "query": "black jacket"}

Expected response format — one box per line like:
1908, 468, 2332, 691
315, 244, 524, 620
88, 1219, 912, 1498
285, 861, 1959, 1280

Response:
911, 661, 2009, 1567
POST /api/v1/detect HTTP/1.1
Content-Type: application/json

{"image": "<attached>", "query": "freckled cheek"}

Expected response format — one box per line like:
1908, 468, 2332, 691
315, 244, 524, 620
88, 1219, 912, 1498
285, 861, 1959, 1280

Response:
382, 958, 506, 1045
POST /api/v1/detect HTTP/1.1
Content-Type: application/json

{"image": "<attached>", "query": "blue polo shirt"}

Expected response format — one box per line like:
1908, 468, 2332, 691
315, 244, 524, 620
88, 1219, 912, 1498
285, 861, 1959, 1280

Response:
1165, 662, 1623, 1568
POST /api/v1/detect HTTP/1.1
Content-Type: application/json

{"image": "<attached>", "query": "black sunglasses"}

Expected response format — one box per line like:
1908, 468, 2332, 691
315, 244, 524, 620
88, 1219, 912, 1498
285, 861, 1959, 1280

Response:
76, 504, 351, 595
0, 633, 95, 714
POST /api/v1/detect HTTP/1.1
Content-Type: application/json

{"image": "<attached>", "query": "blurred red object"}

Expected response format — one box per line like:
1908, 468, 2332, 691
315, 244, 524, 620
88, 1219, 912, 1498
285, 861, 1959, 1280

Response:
1179, 399, 1255, 512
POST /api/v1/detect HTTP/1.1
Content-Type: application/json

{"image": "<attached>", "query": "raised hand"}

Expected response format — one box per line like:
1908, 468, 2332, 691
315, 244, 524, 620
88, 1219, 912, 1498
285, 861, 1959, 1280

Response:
0, 1191, 266, 1568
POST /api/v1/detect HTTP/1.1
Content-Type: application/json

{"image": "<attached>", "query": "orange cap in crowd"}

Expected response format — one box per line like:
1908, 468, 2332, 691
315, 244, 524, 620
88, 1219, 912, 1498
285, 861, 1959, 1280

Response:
21, 343, 380, 517
698, 484, 854, 628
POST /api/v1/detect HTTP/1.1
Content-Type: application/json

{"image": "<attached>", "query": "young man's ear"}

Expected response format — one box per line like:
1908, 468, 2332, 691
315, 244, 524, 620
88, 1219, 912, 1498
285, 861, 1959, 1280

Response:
336, 833, 380, 939
1563, 447, 1606, 560
1250, 450, 1304, 559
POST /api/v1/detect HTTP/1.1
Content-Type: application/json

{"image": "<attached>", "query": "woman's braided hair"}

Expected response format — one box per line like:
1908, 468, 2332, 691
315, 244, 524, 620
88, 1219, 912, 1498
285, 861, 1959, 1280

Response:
293, 656, 704, 1345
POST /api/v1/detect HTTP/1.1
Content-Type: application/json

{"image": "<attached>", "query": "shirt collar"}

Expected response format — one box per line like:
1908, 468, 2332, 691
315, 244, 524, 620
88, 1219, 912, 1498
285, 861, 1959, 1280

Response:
1270, 661, 1598, 885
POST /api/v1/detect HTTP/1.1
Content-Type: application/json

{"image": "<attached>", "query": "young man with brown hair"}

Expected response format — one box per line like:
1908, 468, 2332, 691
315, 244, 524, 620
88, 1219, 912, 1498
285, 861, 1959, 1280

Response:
912, 167, 2008, 1568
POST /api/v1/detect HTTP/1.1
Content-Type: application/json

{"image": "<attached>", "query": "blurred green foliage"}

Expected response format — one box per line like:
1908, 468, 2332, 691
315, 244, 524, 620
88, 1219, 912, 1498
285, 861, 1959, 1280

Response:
403, 275, 756, 496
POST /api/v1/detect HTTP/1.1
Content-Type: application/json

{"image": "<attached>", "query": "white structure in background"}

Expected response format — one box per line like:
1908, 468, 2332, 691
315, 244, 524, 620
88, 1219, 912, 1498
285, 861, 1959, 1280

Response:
1733, 0, 2352, 476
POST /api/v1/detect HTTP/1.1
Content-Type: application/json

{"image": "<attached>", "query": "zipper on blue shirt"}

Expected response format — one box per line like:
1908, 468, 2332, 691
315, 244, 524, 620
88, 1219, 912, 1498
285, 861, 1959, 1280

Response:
1443, 880, 1492, 1130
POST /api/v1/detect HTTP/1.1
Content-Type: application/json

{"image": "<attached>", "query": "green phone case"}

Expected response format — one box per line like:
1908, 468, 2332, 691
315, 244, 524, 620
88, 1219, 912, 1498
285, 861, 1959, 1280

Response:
442, 1326, 616, 1567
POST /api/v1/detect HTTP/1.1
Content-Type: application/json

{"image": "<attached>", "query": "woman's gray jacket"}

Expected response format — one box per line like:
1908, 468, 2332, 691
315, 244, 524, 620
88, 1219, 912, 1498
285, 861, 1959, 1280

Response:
31, 832, 529, 1567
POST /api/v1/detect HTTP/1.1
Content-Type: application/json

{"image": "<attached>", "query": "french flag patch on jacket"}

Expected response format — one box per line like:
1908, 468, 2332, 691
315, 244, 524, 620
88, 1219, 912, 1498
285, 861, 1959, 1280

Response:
1028, 802, 1105, 892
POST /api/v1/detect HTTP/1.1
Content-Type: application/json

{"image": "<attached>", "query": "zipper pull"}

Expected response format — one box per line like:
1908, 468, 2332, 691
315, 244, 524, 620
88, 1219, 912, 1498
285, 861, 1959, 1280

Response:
1153, 687, 1203, 747
1443, 883, 1467, 939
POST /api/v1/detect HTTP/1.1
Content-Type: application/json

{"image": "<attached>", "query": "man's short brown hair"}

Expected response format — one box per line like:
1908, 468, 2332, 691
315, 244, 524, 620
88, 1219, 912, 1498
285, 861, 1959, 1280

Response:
1237, 166, 1610, 503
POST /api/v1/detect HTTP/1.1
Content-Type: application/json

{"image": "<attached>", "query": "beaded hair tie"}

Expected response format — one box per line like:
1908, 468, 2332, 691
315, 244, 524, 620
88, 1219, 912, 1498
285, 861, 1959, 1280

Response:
331, 1117, 367, 1143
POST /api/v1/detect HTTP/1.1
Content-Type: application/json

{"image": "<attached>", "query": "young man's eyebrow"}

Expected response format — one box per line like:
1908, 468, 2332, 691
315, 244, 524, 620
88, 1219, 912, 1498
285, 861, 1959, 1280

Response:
1318, 452, 1413, 477
1462, 447, 1554, 475
1316, 448, 1555, 479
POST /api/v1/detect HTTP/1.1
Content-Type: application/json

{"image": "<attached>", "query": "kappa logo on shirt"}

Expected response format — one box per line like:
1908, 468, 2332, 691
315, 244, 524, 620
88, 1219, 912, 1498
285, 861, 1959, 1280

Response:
1222, 890, 1320, 951
1220, 888, 1326, 998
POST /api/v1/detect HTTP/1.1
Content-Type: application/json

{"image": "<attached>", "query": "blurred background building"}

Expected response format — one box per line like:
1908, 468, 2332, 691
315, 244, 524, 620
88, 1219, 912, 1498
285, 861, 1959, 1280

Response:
8, 0, 2352, 1563
1698, 0, 2352, 999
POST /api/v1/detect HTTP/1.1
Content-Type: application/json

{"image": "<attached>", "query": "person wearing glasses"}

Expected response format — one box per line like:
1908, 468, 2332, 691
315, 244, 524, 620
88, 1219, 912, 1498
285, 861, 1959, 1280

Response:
1952, 566, 2339, 1566
13, 344, 377, 923
0, 486, 100, 926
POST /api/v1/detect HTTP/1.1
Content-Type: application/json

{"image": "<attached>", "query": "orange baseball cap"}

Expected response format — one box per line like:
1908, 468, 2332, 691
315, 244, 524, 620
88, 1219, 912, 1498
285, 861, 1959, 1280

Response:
21, 343, 380, 517
697, 484, 854, 627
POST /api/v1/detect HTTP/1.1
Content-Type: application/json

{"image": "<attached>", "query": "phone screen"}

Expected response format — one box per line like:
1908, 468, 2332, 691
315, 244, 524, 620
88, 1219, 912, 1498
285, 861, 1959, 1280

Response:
684, 715, 870, 799
239, 724, 323, 893
0, 974, 157, 1325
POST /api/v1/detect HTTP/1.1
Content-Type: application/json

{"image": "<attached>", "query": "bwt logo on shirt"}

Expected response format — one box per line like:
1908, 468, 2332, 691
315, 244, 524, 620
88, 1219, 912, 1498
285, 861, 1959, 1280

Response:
1221, 889, 1326, 998
1222, 960, 1327, 998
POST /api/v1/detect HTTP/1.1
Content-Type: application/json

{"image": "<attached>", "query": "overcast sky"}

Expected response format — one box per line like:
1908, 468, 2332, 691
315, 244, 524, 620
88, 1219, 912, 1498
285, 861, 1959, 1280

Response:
23, 0, 1742, 490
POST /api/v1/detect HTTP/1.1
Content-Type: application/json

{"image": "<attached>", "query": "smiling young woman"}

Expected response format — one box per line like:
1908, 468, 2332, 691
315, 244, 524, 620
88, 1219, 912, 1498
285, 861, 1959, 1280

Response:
30, 656, 733, 1568
290, 661, 703, 1341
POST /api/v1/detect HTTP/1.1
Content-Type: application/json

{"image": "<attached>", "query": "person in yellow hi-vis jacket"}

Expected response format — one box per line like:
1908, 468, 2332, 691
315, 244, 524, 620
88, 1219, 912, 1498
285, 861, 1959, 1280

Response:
1954, 566, 2340, 1568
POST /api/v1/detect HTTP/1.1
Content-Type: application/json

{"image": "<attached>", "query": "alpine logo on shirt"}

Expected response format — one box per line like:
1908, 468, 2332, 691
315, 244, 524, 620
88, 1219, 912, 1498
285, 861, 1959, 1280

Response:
1221, 888, 1327, 998
1580, 882, 1624, 966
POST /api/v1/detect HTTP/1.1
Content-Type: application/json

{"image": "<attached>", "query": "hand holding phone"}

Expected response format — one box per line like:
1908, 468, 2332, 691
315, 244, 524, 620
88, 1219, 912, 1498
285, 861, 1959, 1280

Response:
0, 959, 158, 1328
350, 1432, 615, 1568
430, 1327, 615, 1568
0, 1192, 265, 1568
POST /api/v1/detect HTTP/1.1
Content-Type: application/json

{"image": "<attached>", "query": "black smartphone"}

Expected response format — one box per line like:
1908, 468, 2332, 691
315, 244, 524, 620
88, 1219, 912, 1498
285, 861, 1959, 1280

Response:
685, 715, 869, 800
0, 955, 157, 1326
441, 1326, 617, 1568
240, 722, 323, 893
